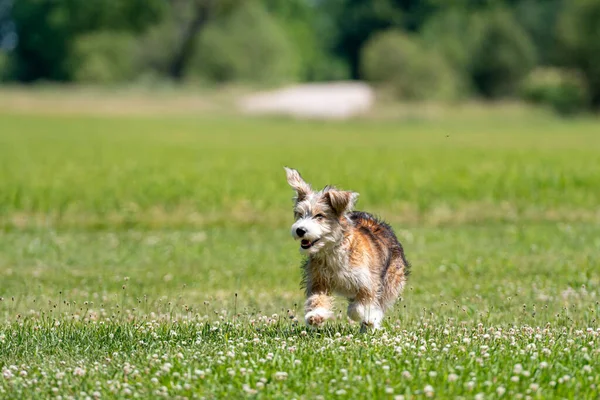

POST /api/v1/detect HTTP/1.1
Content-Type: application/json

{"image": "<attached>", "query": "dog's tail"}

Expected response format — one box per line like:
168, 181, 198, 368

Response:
379, 249, 408, 311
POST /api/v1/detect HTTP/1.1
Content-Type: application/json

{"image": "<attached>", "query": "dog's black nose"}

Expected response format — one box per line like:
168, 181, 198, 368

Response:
296, 227, 307, 237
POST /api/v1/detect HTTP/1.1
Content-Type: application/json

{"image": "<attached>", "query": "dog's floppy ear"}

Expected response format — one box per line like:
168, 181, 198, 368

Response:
284, 167, 312, 202
325, 190, 359, 215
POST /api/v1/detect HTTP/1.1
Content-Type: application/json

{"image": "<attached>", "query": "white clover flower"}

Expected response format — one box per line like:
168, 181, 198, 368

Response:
583, 365, 592, 373
274, 371, 288, 381
497, 386, 506, 396
513, 364, 523, 374
424, 385, 434, 397
511, 376, 520, 383
529, 383, 539, 392
242, 384, 257, 395
539, 361, 548, 369
73, 367, 86, 377
448, 373, 458, 382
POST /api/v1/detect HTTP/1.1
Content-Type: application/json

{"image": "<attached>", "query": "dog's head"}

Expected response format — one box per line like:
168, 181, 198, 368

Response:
284, 167, 359, 254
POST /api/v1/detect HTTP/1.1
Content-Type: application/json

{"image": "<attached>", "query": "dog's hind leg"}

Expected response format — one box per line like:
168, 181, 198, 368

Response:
348, 301, 384, 331
347, 288, 384, 331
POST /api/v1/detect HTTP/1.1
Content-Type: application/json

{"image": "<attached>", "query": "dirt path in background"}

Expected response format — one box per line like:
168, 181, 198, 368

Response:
238, 82, 374, 119
0, 82, 375, 119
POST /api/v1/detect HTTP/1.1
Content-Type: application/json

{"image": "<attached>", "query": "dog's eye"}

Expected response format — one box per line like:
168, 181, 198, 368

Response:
294, 212, 301, 220
314, 214, 325, 220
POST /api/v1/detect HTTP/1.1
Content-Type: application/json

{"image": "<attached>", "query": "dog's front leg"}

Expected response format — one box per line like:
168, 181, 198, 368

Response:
304, 291, 334, 328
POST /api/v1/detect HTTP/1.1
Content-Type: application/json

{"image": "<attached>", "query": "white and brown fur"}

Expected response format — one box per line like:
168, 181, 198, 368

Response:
285, 167, 410, 331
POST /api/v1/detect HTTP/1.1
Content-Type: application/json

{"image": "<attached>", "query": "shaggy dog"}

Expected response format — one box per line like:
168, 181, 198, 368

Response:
284, 167, 410, 330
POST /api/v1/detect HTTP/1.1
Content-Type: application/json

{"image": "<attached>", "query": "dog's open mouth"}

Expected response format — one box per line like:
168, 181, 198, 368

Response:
300, 238, 320, 249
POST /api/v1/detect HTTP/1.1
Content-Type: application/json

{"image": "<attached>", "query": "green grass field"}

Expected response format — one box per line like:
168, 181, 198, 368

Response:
1, 105, 599, 399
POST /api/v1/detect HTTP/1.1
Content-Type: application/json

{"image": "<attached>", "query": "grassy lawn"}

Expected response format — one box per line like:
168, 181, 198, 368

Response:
0, 106, 599, 399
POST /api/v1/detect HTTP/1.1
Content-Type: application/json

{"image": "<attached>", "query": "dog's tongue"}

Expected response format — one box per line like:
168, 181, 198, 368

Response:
301, 239, 310, 246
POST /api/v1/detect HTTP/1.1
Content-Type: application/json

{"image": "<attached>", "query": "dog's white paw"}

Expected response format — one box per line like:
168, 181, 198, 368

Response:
364, 307, 383, 327
348, 303, 384, 331
361, 315, 383, 333
304, 308, 333, 327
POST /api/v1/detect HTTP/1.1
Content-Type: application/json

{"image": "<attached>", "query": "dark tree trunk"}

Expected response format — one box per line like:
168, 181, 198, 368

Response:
168, 0, 213, 81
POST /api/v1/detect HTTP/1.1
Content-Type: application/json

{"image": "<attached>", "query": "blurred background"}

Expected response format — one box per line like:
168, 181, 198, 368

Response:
0, 0, 599, 116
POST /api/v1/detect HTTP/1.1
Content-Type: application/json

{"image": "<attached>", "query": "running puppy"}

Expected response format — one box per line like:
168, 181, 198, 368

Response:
284, 167, 410, 330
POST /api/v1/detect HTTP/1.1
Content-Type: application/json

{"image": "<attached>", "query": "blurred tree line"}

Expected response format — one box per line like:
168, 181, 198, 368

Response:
0, 0, 599, 113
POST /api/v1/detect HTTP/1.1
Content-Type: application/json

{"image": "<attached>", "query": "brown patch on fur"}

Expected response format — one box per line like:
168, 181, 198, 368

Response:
325, 190, 358, 216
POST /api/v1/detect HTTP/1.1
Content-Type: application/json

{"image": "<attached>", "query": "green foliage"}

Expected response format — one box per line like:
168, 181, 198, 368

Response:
71, 32, 138, 84
468, 8, 537, 98
421, 9, 474, 71
8, 0, 165, 82
317, 0, 403, 79
135, 20, 179, 79
263, 0, 350, 81
421, 9, 479, 95
10, 0, 71, 81
189, 1, 299, 84
361, 30, 460, 101
422, 7, 537, 99
513, 0, 562, 65
557, 0, 600, 107
521, 67, 590, 116
0, 51, 9, 81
